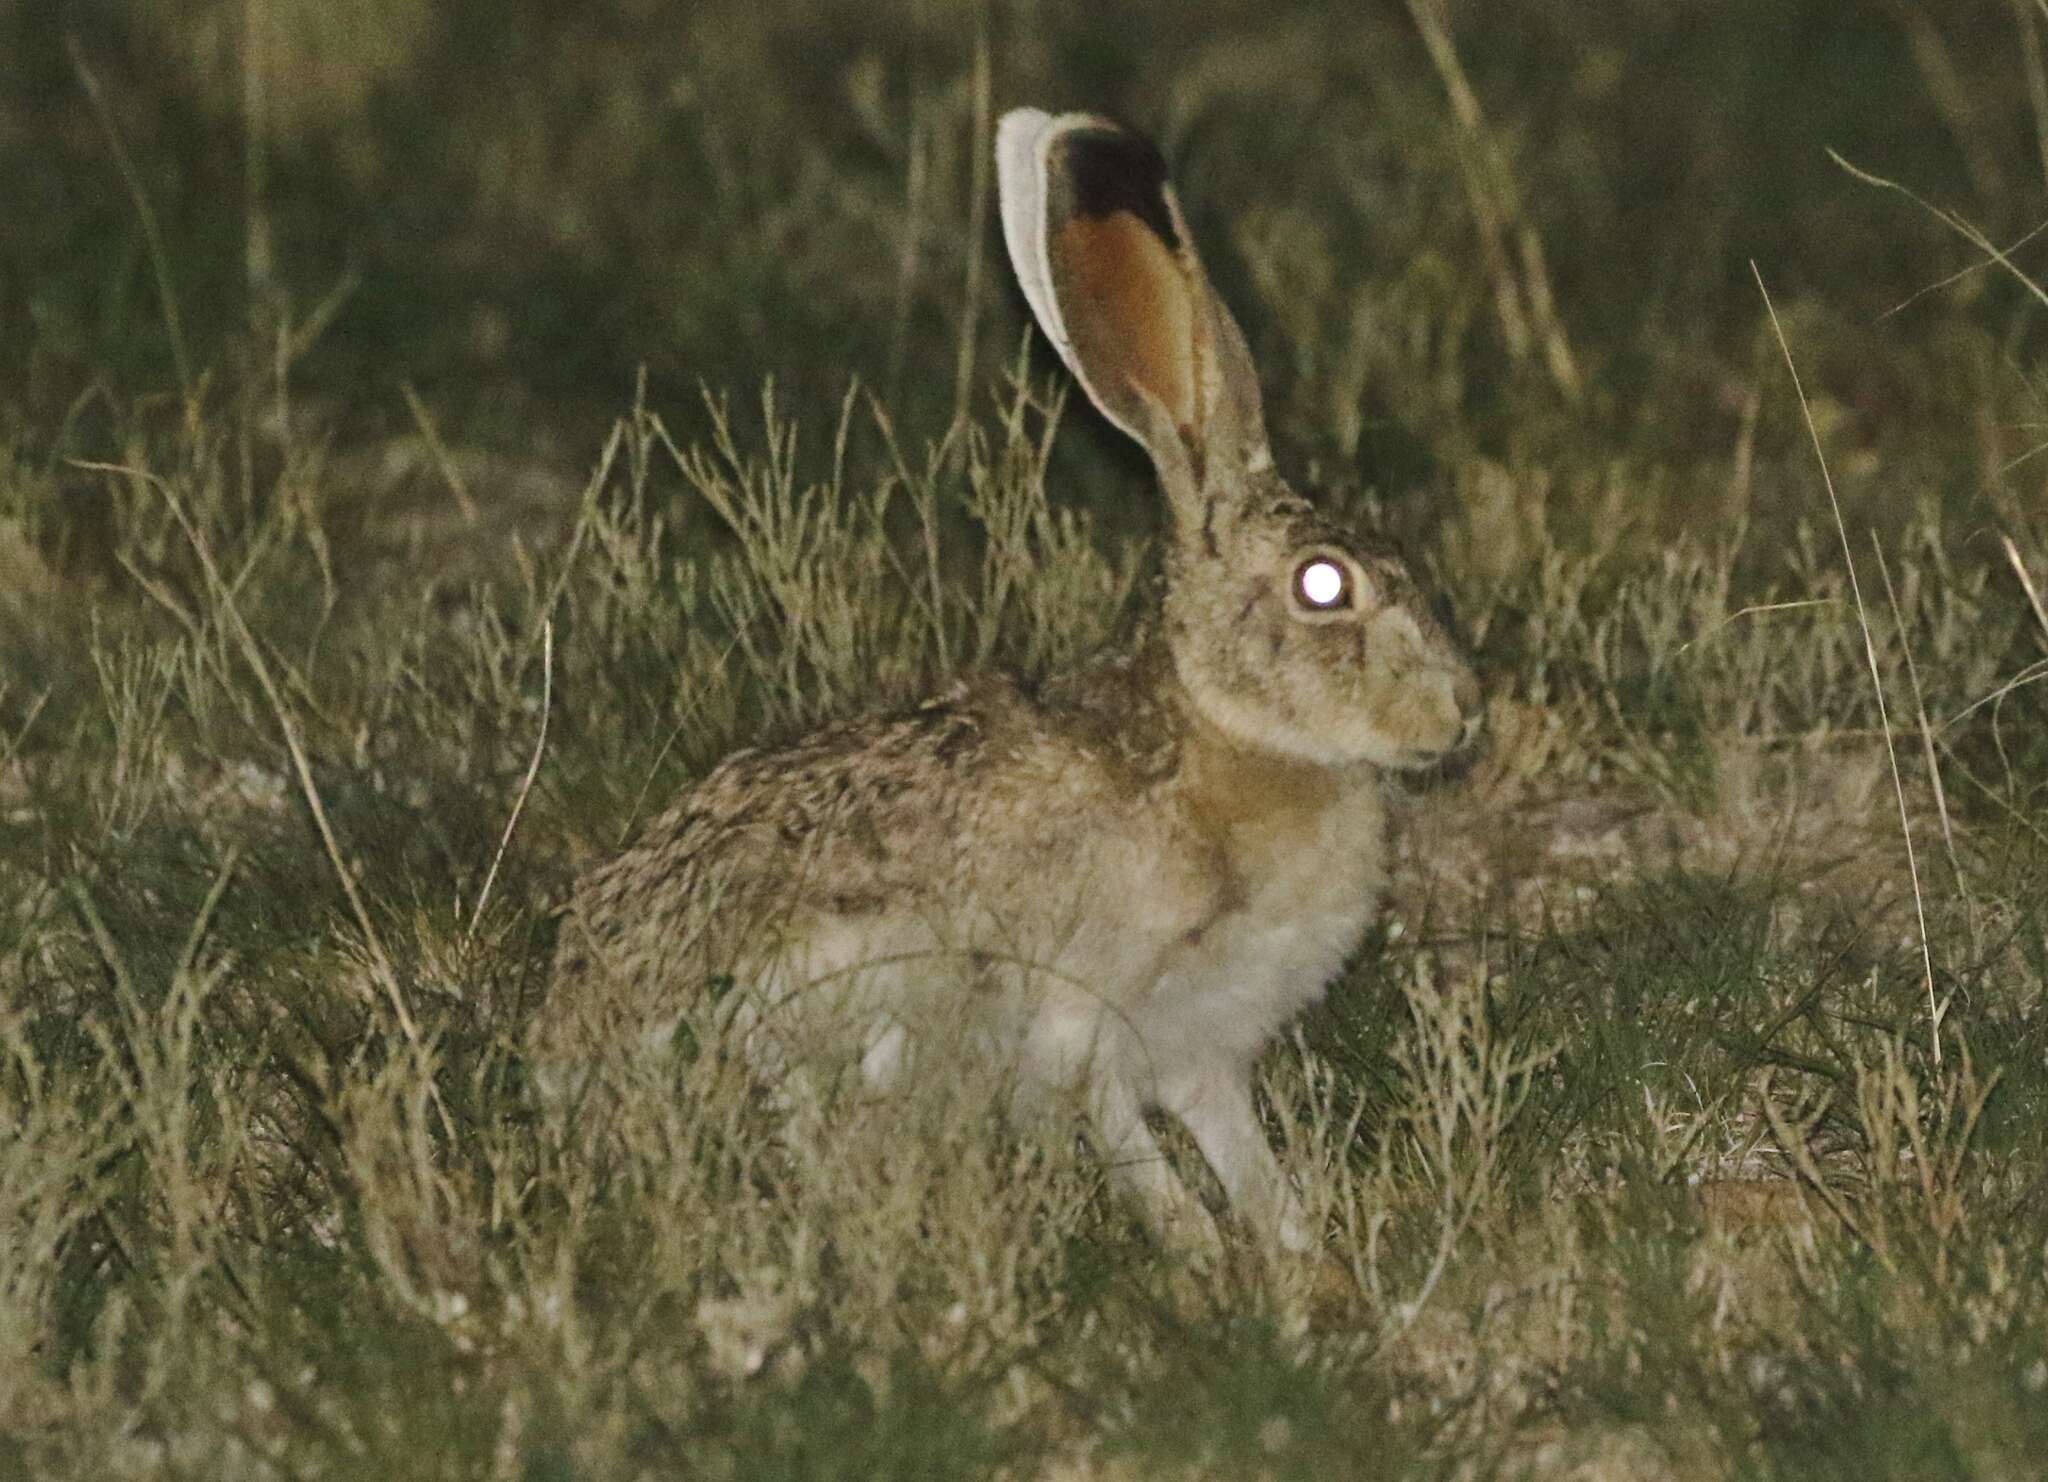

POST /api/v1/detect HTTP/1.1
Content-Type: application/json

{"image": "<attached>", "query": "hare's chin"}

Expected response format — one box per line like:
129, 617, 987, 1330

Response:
1388, 745, 1461, 772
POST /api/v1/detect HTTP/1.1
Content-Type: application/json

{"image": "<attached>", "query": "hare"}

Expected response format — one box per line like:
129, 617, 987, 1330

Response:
534, 108, 1483, 1253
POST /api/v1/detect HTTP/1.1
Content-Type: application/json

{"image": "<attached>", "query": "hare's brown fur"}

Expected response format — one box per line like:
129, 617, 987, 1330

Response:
533, 109, 1481, 1253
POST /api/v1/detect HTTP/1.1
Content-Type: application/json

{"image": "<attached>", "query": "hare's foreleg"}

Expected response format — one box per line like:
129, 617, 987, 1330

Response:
1087, 1072, 1223, 1253
1166, 1072, 1314, 1253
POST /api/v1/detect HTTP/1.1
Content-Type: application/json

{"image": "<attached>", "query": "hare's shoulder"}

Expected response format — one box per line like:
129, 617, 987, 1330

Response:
1037, 633, 1185, 787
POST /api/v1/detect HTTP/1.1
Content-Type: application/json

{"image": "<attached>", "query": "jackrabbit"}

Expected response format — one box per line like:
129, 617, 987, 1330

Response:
535, 108, 1483, 1252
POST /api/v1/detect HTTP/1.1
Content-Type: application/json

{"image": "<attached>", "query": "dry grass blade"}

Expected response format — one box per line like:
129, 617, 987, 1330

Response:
1405, 0, 1581, 402
72, 458, 423, 1055
0, 684, 52, 771
2003, 534, 2048, 646
1753, 264, 1942, 1061
1756, 1071, 1880, 1266
467, 618, 552, 940
401, 381, 482, 526
1673, 597, 1836, 656
1874, 536, 1969, 957
67, 36, 195, 415
1882, 0, 2006, 200
950, 32, 993, 436
2017, 0, 2048, 191
1872, 216, 2048, 323
1833, 150, 2048, 317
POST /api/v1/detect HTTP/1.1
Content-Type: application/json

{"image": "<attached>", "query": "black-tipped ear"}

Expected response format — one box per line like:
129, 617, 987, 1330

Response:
997, 109, 1271, 496
1061, 126, 1183, 259
1048, 125, 1200, 445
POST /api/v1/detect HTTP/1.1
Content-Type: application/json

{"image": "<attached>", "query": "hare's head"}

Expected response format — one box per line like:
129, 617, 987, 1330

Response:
997, 110, 1481, 771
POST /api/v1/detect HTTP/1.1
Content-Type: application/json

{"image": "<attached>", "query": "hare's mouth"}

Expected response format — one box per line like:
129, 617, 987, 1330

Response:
1387, 745, 1453, 774
1387, 708, 1485, 778
1422, 744, 1480, 785
1397, 730, 1484, 784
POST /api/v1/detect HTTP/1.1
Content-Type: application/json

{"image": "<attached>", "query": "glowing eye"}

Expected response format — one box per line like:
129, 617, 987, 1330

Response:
1293, 556, 1351, 610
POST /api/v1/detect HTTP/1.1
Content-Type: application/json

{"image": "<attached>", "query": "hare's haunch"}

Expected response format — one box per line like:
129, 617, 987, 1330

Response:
534, 109, 1483, 1253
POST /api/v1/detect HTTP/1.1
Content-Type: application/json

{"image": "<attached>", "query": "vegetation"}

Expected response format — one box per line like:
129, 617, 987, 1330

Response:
4, 1, 2048, 1475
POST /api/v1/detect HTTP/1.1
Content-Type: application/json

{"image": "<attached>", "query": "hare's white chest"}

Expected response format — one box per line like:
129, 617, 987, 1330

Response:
1134, 775, 1388, 1083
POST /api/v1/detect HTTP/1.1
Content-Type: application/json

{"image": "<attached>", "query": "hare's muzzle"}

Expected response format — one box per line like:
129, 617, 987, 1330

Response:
1407, 665, 1485, 782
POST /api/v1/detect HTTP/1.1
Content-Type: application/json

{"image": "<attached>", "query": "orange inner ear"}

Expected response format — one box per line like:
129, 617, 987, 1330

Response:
1056, 210, 1199, 436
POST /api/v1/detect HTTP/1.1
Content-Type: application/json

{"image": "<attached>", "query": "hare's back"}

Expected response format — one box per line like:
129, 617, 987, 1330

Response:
549, 673, 1213, 1012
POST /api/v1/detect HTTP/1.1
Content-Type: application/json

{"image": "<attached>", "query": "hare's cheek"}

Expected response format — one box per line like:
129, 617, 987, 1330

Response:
1374, 608, 1427, 653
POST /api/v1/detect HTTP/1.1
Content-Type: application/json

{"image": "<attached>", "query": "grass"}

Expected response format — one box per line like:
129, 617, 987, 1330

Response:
6, 0, 2048, 1476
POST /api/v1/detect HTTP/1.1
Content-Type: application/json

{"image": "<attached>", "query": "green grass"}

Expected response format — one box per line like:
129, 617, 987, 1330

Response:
6, 1, 2048, 1476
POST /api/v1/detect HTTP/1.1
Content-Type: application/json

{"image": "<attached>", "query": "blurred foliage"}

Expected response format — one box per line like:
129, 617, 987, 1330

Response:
6, 0, 2045, 480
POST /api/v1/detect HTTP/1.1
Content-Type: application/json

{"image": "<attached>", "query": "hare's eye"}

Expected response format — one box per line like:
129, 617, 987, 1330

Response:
1291, 556, 1353, 612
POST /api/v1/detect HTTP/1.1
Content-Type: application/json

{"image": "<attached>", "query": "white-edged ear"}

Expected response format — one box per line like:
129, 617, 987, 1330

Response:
995, 108, 1073, 375
995, 108, 1271, 492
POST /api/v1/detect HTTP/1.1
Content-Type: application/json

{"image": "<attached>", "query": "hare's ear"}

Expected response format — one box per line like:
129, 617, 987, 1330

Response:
997, 109, 1271, 500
